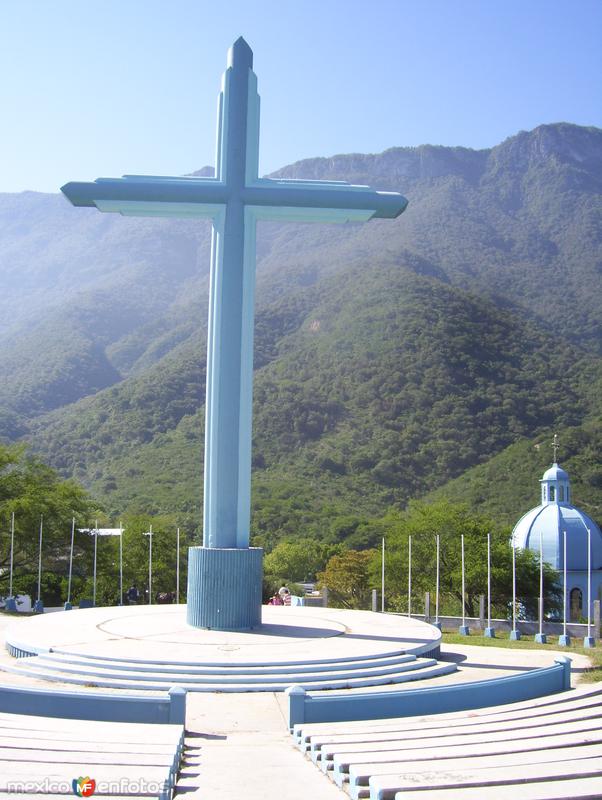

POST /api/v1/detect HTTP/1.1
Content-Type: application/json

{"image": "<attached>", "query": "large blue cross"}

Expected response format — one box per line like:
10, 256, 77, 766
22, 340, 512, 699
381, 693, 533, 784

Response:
62, 38, 407, 629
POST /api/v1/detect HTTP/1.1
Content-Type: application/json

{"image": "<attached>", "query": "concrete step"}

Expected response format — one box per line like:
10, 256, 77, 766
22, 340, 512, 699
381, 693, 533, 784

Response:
309, 701, 602, 754
388, 777, 602, 800
26, 653, 430, 685
368, 756, 602, 800
343, 743, 602, 796
294, 684, 602, 747
332, 727, 602, 778
47, 644, 411, 668
0, 657, 456, 692
318, 723, 602, 772
31, 650, 417, 675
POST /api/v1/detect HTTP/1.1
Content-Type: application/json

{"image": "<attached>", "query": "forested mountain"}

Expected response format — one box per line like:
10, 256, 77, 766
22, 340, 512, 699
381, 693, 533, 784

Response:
0, 123, 600, 541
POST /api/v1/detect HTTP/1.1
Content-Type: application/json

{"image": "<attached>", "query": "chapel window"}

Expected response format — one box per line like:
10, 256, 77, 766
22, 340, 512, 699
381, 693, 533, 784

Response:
549, 485, 556, 501
559, 486, 564, 502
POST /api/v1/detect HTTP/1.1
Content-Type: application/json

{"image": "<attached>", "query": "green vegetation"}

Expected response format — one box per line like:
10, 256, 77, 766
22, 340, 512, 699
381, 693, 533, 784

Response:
313, 502, 560, 615
441, 630, 601, 683
0, 442, 96, 604
374, 501, 561, 617
0, 123, 599, 547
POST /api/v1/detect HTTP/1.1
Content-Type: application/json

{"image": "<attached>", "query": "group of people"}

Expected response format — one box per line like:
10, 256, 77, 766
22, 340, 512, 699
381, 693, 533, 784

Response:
126, 584, 176, 604
268, 585, 292, 606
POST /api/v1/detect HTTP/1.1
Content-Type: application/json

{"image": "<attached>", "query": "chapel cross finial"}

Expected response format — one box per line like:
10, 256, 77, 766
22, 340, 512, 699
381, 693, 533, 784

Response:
552, 432, 560, 463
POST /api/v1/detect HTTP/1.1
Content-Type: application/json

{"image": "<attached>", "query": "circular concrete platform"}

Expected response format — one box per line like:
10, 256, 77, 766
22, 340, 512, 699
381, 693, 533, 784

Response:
3, 605, 452, 691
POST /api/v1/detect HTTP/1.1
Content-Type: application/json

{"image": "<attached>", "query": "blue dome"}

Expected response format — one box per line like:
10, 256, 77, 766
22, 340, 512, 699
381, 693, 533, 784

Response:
541, 463, 569, 482
512, 503, 602, 570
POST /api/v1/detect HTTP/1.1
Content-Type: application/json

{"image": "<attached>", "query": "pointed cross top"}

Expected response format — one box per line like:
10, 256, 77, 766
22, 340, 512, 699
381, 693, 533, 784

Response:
228, 37, 253, 69
552, 432, 560, 463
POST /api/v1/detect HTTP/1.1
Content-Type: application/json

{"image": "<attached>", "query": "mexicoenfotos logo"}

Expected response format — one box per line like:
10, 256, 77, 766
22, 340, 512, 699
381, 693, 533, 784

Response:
72, 777, 96, 797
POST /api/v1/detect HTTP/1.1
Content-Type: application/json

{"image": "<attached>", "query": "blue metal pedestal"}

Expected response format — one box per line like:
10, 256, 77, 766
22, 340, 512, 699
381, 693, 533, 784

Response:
186, 547, 263, 630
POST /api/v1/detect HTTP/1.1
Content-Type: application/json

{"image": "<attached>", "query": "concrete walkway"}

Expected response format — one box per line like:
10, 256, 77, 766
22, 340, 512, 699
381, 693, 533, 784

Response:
0, 613, 595, 800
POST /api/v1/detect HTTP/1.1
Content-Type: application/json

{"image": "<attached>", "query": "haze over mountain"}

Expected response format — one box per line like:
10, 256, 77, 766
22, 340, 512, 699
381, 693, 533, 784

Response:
0, 123, 600, 540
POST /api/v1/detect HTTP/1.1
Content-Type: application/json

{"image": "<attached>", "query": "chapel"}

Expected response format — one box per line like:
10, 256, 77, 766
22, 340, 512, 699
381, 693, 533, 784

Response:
512, 442, 602, 621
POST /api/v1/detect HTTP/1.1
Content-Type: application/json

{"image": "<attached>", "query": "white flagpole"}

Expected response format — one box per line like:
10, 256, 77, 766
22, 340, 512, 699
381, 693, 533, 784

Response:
119, 520, 124, 606
559, 530, 569, 645
36, 515, 43, 608
67, 517, 75, 606
585, 527, 594, 647
510, 538, 519, 640
9, 511, 15, 598
93, 519, 99, 606
176, 527, 180, 604
435, 534, 440, 627
535, 528, 546, 642
459, 533, 468, 634
485, 532, 494, 637
148, 525, 153, 604
381, 536, 385, 613
407, 535, 412, 618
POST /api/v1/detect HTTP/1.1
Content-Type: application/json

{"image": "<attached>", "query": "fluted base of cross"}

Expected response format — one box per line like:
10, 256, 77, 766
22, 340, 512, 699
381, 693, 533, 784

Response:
186, 546, 263, 630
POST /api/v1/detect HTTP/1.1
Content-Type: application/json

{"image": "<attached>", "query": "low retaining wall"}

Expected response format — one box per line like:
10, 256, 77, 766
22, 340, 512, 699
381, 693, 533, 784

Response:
287, 656, 571, 729
413, 614, 599, 638
0, 682, 186, 724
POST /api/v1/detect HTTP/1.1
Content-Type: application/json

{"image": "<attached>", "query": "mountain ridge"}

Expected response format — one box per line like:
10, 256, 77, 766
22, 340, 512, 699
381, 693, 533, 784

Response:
0, 123, 600, 539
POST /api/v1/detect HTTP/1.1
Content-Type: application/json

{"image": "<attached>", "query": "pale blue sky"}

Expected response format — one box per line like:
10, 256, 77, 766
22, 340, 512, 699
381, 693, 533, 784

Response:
1, 0, 600, 193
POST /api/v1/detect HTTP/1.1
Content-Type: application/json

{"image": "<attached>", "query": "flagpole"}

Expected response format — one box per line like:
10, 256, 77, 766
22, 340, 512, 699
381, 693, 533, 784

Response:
34, 515, 44, 613
485, 532, 495, 637
9, 511, 15, 598
559, 530, 570, 645
459, 533, 468, 635
148, 525, 153, 604
65, 517, 75, 610
5, 512, 17, 612
510, 537, 520, 640
176, 527, 180, 604
119, 520, 124, 606
93, 520, 98, 607
585, 528, 594, 647
435, 534, 440, 629
535, 528, 546, 643
407, 535, 412, 618
381, 536, 385, 613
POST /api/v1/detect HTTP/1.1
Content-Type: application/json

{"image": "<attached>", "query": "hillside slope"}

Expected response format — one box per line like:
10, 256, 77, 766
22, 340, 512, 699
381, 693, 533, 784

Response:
0, 123, 600, 538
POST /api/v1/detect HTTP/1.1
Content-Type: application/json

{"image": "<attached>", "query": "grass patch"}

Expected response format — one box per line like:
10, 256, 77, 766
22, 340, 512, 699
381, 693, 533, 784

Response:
442, 628, 602, 683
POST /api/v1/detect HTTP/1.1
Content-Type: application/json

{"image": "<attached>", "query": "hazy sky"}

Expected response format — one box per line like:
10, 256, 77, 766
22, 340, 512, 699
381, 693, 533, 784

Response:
1, 0, 600, 193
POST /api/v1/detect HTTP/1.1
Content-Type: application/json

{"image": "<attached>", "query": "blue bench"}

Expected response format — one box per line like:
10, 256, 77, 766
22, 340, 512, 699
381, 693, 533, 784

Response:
0, 681, 186, 724
287, 656, 571, 729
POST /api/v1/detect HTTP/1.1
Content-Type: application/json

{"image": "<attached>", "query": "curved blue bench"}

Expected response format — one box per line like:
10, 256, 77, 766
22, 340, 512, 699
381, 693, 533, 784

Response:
0, 681, 186, 724
287, 656, 571, 729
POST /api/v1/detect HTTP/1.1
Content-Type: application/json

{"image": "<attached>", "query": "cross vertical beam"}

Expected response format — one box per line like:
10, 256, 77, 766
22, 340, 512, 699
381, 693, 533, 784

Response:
60, 38, 408, 630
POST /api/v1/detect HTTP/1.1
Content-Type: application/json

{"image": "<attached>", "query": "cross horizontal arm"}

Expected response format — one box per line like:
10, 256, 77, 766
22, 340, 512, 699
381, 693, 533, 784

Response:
61, 175, 408, 221
61, 176, 229, 209
244, 182, 407, 219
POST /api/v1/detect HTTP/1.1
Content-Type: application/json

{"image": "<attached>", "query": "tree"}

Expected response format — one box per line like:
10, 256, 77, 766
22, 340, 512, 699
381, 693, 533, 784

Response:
317, 549, 376, 609
263, 539, 344, 583
377, 500, 560, 618
0, 443, 97, 604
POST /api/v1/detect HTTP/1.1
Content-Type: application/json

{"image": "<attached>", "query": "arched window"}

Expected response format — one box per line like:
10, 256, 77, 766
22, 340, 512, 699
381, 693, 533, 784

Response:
570, 587, 583, 622
549, 485, 556, 501
543, 486, 547, 501
559, 485, 564, 502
